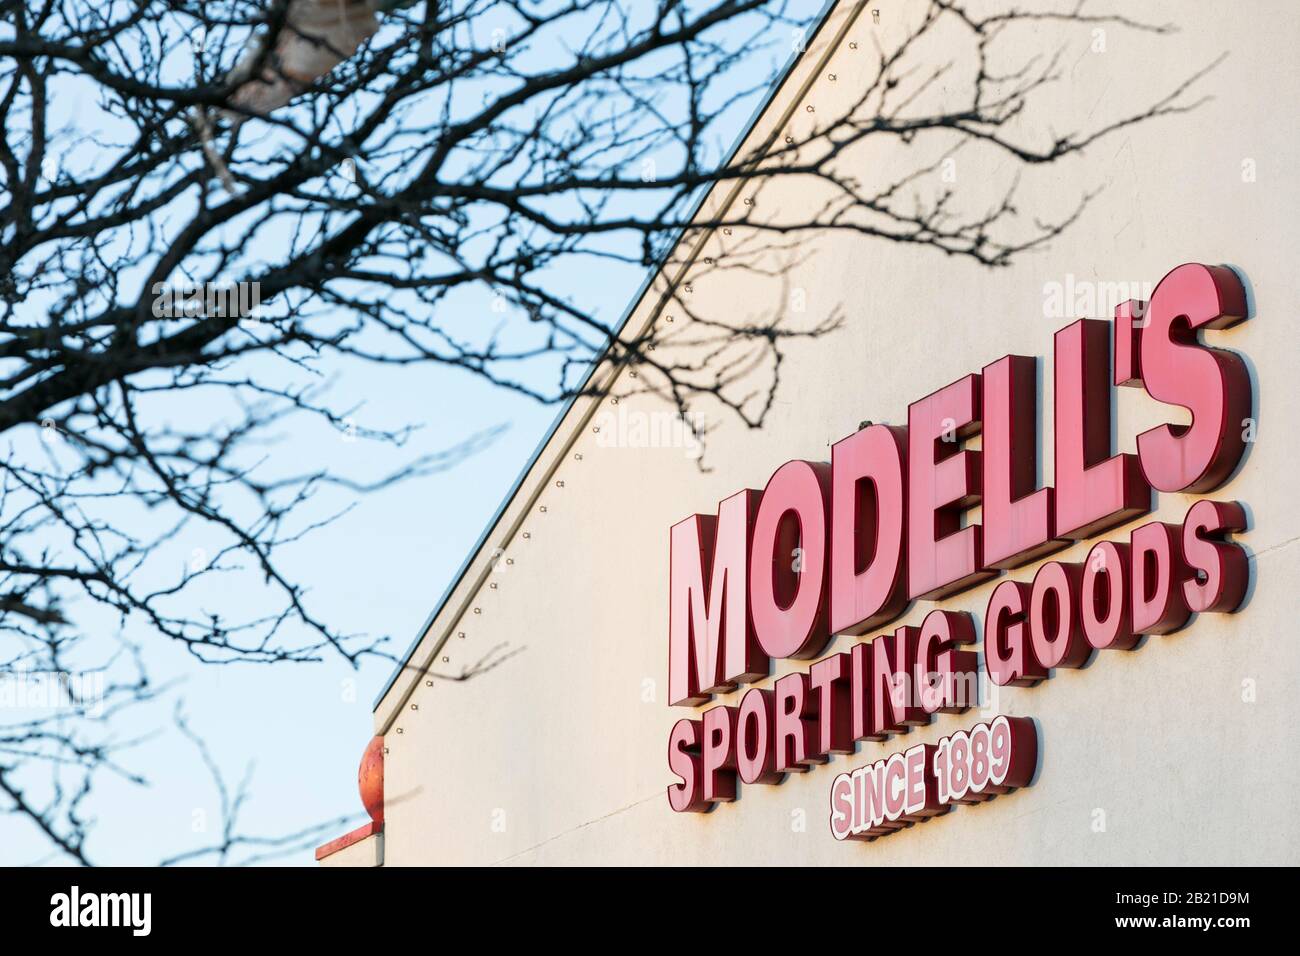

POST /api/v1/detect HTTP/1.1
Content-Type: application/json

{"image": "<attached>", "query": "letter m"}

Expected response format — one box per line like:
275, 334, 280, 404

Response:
101, 895, 128, 926
669, 489, 766, 706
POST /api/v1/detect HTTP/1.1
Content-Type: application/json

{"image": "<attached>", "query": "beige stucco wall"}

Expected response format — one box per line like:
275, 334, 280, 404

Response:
369, 0, 1300, 865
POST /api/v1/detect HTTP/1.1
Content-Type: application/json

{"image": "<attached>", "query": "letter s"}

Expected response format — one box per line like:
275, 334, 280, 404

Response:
1137, 263, 1250, 493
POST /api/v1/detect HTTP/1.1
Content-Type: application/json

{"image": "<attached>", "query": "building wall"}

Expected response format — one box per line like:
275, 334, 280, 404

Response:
371, 0, 1300, 865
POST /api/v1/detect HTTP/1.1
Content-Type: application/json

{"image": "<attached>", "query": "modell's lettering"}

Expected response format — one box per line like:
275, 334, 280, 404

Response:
665, 263, 1254, 832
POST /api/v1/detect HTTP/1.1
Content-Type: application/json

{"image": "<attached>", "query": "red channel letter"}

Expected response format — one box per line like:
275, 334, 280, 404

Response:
982, 355, 1064, 569
668, 489, 765, 706
1182, 499, 1249, 614
736, 688, 781, 785
1054, 319, 1150, 539
1080, 540, 1138, 651
809, 653, 853, 758
1136, 263, 1251, 493
985, 580, 1046, 687
830, 424, 909, 634
667, 718, 708, 812
750, 461, 833, 661
774, 672, 821, 773
908, 375, 995, 600
701, 706, 738, 803
1130, 521, 1191, 635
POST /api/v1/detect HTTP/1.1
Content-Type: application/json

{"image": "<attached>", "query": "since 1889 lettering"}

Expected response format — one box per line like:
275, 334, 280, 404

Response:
829, 716, 1038, 841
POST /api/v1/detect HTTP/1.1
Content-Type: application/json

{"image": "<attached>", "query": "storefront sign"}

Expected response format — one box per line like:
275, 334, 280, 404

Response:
665, 263, 1253, 842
